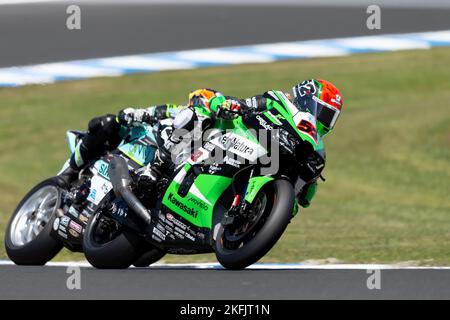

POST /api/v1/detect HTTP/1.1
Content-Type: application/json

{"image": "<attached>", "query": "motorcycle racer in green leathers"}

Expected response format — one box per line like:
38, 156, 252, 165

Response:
58, 80, 343, 210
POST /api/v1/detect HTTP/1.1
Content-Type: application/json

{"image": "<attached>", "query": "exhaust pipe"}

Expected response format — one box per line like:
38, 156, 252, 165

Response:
108, 155, 152, 226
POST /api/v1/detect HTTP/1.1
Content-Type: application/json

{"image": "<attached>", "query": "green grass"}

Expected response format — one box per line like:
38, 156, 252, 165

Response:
1, 48, 449, 265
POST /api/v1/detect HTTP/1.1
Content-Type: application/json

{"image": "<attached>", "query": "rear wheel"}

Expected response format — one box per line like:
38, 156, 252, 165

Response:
215, 179, 295, 270
5, 178, 63, 265
133, 247, 166, 267
83, 211, 142, 269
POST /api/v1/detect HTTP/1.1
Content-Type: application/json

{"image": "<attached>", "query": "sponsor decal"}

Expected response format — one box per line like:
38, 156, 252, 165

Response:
174, 226, 185, 234
53, 217, 60, 231
167, 193, 199, 218
296, 80, 317, 97
267, 90, 280, 102
69, 220, 82, 233
185, 232, 195, 242
187, 196, 209, 211
110, 201, 128, 218
68, 206, 79, 218
79, 214, 89, 224
60, 216, 70, 227
59, 225, 67, 232
245, 97, 258, 108
210, 133, 264, 162
126, 143, 153, 164
174, 230, 185, 239
101, 181, 110, 194
166, 213, 174, 221
265, 110, 283, 125
219, 135, 254, 156
68, 229, 79, 238
331, 94, 342, 106
58, 230, 68, 239
156, 223, 165, 233
190, 149, 203, 162
87, 188, 97, 202
97, 161, 110, 179
223, 155, 240, 168
153, 227, 166, 241
168, 234, 176, 240
165, 219, 174, 228
203, 142, 215, 152
88, 174, 112, 205
256, 114, 273, 131
152, 234, 163, 243
173, 217, 188, 230
208, 164, 221, 174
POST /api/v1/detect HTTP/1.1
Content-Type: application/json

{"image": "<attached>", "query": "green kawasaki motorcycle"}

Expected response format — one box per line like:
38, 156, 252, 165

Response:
82, 91, 326, 270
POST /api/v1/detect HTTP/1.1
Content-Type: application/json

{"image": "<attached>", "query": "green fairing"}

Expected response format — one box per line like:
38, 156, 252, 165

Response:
301, 182, 317, 208
271, 91, 323, 151
292, 200, 299, 217
244, 176, 274, 204
162, 165, 232, 229
263, 110, 283, 126
161, 93, 311, 228
210, 105, 260, 144
232, 116, 260, 143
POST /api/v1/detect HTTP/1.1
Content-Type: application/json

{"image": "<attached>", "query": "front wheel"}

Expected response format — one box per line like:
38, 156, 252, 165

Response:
5, 178, 63, 265
215, 179, 295, 270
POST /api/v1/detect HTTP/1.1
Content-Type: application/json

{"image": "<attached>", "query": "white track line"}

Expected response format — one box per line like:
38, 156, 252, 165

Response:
1, 260, 449, 269
2, 29, 450, 87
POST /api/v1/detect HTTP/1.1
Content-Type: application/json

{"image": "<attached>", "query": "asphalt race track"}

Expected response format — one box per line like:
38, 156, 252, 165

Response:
1, 264, 450, 299
1, 2, 450, 67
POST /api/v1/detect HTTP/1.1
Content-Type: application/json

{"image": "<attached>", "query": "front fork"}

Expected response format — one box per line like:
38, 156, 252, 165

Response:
221, 169, 255, 226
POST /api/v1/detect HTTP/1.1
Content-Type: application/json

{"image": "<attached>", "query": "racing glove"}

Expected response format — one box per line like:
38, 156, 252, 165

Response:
215, 98, 243, 120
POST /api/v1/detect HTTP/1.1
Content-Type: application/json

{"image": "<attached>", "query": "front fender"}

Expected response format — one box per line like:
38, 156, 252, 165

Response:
244, 176, 274, 204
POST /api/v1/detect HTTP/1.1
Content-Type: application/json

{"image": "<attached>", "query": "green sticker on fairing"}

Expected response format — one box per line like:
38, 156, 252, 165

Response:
263, 111, 283, 126
162, 167, 232, 228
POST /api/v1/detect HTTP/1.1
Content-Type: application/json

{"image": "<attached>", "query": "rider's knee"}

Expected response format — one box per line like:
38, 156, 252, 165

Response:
88, 114, 120, 136
173, 108, 198, 132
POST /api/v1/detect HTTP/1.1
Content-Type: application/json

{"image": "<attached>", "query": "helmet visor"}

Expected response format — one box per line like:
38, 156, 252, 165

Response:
313, 96, 340, 130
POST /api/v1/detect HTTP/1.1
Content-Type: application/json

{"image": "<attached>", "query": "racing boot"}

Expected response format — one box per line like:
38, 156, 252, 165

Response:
56, 165, 79, 188
137, 147, 173, 193
138, 126, 181, 192
56, 142, 87, 188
